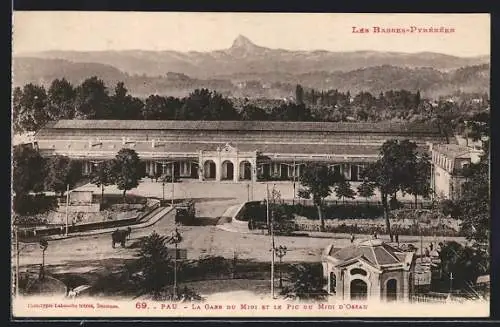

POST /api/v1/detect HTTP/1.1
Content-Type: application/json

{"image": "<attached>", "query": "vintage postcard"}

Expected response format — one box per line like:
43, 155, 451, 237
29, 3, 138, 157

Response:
11, 12, 491, 318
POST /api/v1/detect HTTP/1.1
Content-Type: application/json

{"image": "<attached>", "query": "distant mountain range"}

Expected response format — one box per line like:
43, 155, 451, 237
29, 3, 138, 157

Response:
13, 35, 490, 99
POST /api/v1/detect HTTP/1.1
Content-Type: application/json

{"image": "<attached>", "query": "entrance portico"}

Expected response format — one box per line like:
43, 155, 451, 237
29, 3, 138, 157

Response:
198, 143, 257, 182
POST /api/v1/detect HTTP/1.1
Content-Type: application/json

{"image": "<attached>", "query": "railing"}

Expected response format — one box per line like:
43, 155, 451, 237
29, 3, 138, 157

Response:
410, 294, 448, 304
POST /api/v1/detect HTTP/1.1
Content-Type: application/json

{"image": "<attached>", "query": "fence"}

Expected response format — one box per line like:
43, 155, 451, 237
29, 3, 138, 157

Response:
411, 294, 448, 304
281, 198, 433, 210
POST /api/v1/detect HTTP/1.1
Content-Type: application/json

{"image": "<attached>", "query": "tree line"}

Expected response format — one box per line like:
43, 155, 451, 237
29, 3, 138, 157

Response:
13, 77, 489, 134
13, 146, 143, 215
298, 139, 431, 241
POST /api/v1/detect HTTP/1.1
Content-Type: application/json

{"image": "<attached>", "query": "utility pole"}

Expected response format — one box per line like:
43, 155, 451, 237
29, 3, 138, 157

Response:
247, 184, 250, 202
251, 166, 255, 201
266, 184, 270, 231
171, 162, 175, 207
65, 184, 70, 236
292, 159, 296, 205
270, 184, 277, 299
271, 210, 275, 299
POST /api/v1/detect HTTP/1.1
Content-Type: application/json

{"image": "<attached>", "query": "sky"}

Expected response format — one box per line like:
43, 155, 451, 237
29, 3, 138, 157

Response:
12, 12, 490, 57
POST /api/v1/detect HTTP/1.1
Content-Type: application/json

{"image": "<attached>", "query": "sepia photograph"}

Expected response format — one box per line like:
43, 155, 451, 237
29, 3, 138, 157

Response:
11, 12, 491, 318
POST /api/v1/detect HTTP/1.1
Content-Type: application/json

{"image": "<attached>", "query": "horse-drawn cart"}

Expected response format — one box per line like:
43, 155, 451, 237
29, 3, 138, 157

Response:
174, 200, 196, 225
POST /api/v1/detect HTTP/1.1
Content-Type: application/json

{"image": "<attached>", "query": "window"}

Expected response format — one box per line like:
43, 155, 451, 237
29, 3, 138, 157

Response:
329, 272, 336, 294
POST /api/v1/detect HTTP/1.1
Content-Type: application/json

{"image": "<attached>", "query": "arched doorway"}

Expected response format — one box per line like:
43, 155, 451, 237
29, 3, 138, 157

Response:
222, 160, 234, 180
240, 161, 252, 180
204, 160, 216, 179
350, 279, 368, 300
386, 279, 398, 302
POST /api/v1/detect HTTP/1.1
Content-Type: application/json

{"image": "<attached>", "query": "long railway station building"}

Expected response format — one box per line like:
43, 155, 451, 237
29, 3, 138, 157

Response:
33, 120, 448, 183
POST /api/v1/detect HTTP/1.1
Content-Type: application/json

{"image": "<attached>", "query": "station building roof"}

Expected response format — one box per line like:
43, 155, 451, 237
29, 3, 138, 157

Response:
40, 119, 443, 135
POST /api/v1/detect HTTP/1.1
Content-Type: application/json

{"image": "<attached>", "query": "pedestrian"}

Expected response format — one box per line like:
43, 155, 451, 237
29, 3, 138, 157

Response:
350, 233, 355, 243
429, 242, 434, 251
425, 247, 430, 257
373, 231, 377, 239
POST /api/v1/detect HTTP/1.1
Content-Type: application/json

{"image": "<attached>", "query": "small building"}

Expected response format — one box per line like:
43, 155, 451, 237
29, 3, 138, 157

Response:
322, 239, 415, 302
430, 144, 483, 200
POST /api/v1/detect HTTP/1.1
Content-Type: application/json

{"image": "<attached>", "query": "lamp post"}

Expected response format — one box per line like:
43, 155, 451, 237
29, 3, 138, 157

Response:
275, 245, 287, 288
162, 179, 165, 201
449, 272, 454, 295
170, 226, 182, 300
39, 239, 48, 280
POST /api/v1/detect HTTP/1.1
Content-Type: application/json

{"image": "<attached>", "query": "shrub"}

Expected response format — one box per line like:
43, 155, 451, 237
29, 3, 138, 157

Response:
13, 194, 58, 216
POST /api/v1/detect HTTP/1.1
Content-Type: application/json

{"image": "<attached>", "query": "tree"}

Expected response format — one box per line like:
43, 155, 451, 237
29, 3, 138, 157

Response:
13, 145, 45, 196
113, 148, 141, 202
240, 105, 268, 120
110, 82, 143, 120
455, 158, 489, 246
179, 89, 238, 120
281, 263, 327, 300
357, 181, 375, 202
362, 139, 418, 238
454, 117, 489, 248
90, 161, 115, 203
334, 179, 356, 203
13, 84, 49, 132
406, 152, 432, 207
74, 77, 110, 119
143, 95, 171, 120
299, 163, 342, 231
47, 78, 76, 120
271, 103, 311, 121
12, 87, 24, 134
43, 156, 82, 196
136, 231, 173, 299
266, 186, 294, 235
438, 241, 489, 292
295, 84, 304, 105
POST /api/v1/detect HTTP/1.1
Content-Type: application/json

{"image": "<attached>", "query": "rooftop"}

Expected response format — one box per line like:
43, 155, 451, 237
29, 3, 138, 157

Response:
328, 239, 411, 268
432, 143, 479, 159
41, 120, 443, 134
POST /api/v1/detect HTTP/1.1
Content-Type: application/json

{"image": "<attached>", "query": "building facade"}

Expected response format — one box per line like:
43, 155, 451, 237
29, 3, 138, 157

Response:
33, 120, 447, 183
322, 239, 415, 302
430, 143, 483, 200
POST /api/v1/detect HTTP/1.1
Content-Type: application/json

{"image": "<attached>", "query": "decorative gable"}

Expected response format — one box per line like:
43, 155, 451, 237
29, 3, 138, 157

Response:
334, 256, 382, 274
221, 143, 237, 153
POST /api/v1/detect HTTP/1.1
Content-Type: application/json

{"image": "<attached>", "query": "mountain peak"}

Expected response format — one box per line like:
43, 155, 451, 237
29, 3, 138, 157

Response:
231, 35, 257, 49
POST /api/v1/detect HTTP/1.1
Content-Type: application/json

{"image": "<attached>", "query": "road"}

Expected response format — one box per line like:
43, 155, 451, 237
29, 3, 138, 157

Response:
17, 196, 465, 278
15, 180, 465, 276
